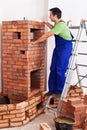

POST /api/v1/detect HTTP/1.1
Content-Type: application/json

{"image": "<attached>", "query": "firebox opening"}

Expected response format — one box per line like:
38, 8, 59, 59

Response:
50, 98, 54, 105
0, 96, 10, 104
13, 32, 21, 39
30, 29, 42, 40
31, 70, 41, 91
36, 102, 43, 111
20, 50, 25, 54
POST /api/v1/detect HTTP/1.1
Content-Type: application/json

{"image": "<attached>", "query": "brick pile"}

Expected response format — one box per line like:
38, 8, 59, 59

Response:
81, 95, 87, 130
48, 86, 87, 129
2, 20, 46, 102
60, 86, 87, 129
40, 122, 51, 130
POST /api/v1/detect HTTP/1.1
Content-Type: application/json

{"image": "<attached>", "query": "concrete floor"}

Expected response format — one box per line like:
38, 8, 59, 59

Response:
2, 112, 56, 130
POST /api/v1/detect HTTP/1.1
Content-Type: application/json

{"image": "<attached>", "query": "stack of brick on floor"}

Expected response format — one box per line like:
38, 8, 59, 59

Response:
61, 86, 87, 130
49, 86, 87, 130
0, 20, 46, 128
62, 86, 87, 130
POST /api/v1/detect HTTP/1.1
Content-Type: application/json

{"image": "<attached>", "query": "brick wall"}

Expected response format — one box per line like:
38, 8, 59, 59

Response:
2, 20, 46, 101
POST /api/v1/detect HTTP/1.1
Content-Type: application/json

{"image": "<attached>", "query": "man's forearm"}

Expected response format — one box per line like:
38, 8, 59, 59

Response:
31, 31, 54, 44
45, 22, 54, 29
32, 34, 47, 44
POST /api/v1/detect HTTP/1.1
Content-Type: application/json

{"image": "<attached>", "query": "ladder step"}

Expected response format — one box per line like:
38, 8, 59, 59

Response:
68, 68, 75, 70
78, 75, 87, 78
73, 40, 87, 42
80, 86, 87, 88
76, 64, 87, 67
78, 53, 87, 55
65, 82, 70, 84
79, 40, 87, 43
69, 26, 80, 29
71, 53, 77, 56
45, 105, 56, 112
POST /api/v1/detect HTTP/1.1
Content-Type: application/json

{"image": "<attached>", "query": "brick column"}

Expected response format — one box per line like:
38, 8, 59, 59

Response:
2, 20, 46, 102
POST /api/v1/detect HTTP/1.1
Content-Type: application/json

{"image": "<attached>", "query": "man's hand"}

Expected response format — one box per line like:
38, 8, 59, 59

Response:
31, 41, 36, 45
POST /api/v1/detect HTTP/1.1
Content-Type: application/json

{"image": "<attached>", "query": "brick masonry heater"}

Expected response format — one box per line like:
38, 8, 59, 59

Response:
2, 20, 46, 103
0, 20, 47, 128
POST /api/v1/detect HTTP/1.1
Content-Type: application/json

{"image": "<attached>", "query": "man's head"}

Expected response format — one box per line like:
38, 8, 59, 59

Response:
49, 7, 62, 22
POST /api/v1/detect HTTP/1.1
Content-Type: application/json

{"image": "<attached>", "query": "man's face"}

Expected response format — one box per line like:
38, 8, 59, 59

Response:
49, 11, 56, 22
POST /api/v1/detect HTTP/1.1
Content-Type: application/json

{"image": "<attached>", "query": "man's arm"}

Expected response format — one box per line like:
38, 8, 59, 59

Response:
44, 22, 54, 29
31, 31, 54, 44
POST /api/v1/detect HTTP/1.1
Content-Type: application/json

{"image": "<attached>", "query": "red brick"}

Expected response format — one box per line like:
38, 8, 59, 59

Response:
40, 123, 51, 130
10, 115, 25, 122
67, 97, 83, 105
84, 95, 87, 105
7, 104, 16, 110
10, 122, 22, 127
0, 119, 8, 123
22, 117, 30, 125
0, 105, 7, 111
3, 114, 15, 119
0, 123, 9, 128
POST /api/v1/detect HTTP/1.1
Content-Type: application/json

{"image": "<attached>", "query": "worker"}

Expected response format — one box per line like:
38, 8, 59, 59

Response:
31, 7, 73, 97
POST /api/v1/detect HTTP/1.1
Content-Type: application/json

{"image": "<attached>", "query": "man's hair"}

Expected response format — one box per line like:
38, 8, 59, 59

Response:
49, 7, 62, 19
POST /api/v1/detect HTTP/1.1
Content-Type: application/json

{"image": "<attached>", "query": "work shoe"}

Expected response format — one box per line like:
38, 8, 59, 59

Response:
45, 92, 54, 96
53, 93, 61, 98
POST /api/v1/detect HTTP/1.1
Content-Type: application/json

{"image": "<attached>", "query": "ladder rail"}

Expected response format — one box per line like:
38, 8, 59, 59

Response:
65, 25, 83, 80
76, 63, 81, 86
75, 74, 87, 86
76, 63, 87, 86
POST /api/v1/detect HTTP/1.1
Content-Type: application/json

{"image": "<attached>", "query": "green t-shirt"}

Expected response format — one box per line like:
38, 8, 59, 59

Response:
51, 21, 72, 40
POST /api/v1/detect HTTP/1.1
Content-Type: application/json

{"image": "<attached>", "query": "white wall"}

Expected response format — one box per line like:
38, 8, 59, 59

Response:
0, 0, 87, 93
1, 0, 48, 21
47, 0, 87, 93
48, 0, 87, 25
0, 0, 48, 91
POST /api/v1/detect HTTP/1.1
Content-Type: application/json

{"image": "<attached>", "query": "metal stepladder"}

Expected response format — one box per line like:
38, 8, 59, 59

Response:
45, 19, 87, 117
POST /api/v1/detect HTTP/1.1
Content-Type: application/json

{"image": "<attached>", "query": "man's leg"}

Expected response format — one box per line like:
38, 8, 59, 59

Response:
48, 49, 57, 93
48, 70, 56, 93
55, 69, 66, 94
55, 44, 72, 94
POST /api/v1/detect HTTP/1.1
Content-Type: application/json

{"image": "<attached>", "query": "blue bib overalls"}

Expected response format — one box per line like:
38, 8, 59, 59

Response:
48, 35, 72, 94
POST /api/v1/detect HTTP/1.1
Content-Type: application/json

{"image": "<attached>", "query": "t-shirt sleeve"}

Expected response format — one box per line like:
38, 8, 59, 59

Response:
51, 23, 61, 35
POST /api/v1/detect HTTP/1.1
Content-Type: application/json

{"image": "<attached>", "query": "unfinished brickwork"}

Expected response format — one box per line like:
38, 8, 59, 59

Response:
0, 92, 45, 128
0, 20, 47, 128
2, 20, 46, 102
